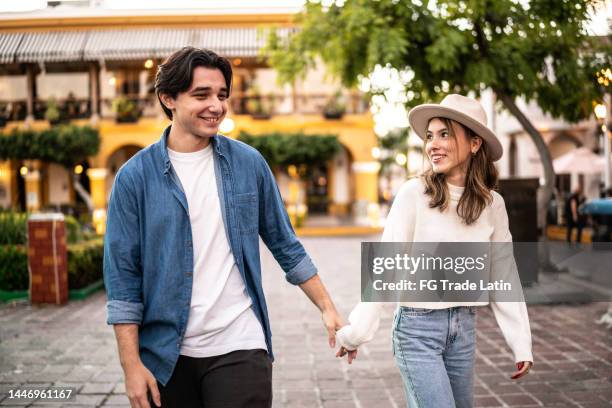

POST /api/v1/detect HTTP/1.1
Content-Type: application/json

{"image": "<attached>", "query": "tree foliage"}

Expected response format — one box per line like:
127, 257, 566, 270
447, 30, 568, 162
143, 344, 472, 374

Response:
0, 125, 100, 168
267, 0, 611, 235
238, 131, 341, 168
267, 0, 610, 121
378, 127, 424, 173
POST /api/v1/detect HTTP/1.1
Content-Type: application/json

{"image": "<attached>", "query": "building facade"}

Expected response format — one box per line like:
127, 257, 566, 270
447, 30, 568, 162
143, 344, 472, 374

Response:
0, 5, 380, 226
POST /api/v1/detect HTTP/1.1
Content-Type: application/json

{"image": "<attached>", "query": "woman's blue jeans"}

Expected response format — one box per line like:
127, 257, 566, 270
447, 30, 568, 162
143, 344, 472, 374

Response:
392, 306, 477, 408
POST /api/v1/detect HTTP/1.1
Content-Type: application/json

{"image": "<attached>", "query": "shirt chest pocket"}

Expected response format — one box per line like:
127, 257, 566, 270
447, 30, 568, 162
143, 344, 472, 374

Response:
234, 192, 258, 234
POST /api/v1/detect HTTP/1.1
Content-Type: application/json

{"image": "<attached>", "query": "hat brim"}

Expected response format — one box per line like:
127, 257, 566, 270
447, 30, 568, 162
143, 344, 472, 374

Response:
408, 104, 503, 161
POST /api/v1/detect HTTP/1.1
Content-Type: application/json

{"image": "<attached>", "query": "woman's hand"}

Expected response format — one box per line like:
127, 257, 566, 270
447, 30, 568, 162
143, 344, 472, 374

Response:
510, 361, 532, 380
336, 346, 358, 364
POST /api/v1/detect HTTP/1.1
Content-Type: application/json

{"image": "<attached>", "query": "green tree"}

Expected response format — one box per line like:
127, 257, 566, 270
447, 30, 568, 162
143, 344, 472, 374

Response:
0, 125, 100, 210
266, 0, 611, 234
238, 131, 340, 171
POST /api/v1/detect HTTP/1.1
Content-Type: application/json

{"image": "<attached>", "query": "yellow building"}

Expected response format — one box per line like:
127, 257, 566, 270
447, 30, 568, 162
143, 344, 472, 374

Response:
0, 5, 380, 226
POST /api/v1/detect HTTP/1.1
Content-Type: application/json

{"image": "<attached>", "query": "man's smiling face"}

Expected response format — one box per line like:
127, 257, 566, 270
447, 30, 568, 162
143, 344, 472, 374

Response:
162, 66, 228, 139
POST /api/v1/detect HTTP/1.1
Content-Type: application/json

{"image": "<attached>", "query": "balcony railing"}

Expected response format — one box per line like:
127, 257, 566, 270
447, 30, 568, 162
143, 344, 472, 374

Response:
229, 92, 369, 116
0, 93, 370, 125
0, 98, 92, 122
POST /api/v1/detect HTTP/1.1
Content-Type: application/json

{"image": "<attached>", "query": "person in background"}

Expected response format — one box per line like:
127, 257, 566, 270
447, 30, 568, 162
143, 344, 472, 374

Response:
565, 185, 586, 244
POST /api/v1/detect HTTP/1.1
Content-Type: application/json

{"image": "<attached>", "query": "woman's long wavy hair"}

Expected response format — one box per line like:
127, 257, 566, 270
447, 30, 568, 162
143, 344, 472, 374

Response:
422, 117, 499, 225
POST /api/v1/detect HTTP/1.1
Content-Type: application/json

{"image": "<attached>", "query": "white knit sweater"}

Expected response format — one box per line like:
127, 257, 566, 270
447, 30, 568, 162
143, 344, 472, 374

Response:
336, 177, 533, 363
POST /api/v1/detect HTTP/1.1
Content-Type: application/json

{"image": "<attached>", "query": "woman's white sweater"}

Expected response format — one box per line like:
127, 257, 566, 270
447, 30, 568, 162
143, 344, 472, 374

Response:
336, 177, 533, 363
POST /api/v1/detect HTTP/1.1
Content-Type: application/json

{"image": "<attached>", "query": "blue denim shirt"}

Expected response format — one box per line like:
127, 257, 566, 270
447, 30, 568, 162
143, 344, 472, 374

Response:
103, 126, 317, 386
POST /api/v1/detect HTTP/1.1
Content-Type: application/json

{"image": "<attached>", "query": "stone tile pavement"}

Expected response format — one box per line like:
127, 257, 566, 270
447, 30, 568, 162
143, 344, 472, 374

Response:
0, 236, 611, 407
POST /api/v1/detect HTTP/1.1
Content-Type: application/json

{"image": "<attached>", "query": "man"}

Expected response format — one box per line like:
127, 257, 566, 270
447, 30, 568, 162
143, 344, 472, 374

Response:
103, 47, 352, 408
565, 185, 585, 244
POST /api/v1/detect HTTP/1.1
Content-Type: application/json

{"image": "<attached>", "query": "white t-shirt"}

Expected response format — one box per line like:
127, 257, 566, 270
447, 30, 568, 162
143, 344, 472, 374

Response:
168, 144, 267, 358
337, 178, 533, 363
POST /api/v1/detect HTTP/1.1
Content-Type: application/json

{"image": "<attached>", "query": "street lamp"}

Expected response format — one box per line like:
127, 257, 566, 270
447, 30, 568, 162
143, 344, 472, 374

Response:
594, 104, 606, 121
395, 153, 407, 166
595, 100, 611, 190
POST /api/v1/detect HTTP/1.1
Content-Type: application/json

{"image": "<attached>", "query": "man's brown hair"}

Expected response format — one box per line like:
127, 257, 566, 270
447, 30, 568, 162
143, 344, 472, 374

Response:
155, 47, 232, 120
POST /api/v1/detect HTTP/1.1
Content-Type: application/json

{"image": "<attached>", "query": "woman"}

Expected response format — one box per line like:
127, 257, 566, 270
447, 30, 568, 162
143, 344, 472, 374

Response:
336, 94, 533, 408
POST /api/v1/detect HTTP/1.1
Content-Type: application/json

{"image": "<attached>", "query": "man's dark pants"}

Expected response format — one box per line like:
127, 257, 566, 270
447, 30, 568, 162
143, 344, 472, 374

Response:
154, 349, 272, 407
567, 219, 584, 243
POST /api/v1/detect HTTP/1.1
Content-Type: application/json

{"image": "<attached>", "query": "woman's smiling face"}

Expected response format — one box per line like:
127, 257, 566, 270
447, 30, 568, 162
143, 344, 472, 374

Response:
425, 118, 480, 184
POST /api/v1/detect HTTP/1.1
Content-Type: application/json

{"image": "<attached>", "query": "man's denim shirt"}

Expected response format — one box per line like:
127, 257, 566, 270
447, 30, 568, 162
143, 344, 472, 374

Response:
104, 126, 317, 385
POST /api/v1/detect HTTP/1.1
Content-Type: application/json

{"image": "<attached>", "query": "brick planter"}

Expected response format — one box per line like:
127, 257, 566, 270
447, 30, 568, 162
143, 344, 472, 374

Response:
27, 213, 68, 305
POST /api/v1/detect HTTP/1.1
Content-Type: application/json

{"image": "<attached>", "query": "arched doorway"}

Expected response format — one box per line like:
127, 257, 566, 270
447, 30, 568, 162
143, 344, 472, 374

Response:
549, 133, 582, 160
105, 144, 143, 199
306, 163, 329, 215
14, 162, 26, 211
549, 133, 582, 196
73, 160, 91, 209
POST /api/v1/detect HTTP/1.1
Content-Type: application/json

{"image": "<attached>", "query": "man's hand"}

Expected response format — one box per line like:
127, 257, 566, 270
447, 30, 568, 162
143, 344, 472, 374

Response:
321, 307, 345, 348
124, 361, 161, 408
298, 274, 347, 349
297, 274, 358, 363
510, 361, 532, 380
113, 324, 160, 408
336, 346, 358, 364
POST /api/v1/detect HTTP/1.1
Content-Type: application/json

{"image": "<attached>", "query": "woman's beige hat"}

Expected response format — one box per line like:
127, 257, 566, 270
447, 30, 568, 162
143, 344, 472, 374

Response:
407, 94, 503, 161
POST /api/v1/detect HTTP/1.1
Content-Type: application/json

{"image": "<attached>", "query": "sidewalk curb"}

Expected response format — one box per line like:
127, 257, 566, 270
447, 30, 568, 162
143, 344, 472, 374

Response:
0, 279, 104, 303
295, 226, 383, 237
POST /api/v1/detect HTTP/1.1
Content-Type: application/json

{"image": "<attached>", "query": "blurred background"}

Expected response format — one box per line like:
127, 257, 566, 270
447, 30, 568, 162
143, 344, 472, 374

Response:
1, 2, 612, 407
0, 0, 610, 234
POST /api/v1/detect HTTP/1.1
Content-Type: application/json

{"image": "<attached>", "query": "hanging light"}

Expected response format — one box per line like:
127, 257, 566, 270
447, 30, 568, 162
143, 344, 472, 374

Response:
219, 117, 235, 134
395, 153, 407, 166
144, 59, 154, 69
594, 104, 607, 121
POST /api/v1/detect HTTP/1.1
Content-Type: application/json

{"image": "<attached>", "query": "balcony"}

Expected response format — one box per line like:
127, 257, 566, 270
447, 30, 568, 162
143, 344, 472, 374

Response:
0, 92, 370, 126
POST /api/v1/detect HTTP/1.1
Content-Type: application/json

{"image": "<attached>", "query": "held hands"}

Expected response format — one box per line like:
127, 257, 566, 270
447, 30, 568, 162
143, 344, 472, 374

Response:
336, 345, 358, 364
320, 308, 358, 364
510, 361, 532, 380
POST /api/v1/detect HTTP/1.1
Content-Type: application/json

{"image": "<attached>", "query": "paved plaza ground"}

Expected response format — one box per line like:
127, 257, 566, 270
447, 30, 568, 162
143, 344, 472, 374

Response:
0, 236, 611, 407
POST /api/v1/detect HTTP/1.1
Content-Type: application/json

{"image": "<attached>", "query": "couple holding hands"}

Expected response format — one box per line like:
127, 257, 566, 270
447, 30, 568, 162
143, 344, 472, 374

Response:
103, 47, 532, 408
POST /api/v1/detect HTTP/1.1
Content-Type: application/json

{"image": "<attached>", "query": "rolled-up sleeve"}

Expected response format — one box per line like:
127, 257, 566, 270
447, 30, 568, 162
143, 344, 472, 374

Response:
285, 253, 317, 285
256, 155, 317, 285
103, 170, 144, 325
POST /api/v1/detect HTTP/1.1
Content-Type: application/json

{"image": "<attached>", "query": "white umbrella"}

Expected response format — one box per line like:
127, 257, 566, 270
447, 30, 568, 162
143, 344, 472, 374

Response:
553, 147, 606, 175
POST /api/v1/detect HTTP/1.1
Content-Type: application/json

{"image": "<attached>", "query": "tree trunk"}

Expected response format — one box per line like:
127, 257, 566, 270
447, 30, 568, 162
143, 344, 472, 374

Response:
72, 173, 94, 212
495, 90, 559, 271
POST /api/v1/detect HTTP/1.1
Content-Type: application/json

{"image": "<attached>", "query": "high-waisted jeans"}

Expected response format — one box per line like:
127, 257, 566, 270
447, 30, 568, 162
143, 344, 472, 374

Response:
392, 306, 477, 408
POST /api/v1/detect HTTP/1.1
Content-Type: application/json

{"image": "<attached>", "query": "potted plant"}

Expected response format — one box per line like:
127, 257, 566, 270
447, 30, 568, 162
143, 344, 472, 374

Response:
246, 86, 272, 120
65, 92, 78, 120
322, 91, 346, 120
45, 97, 62, 125
112, 97, 140, 123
